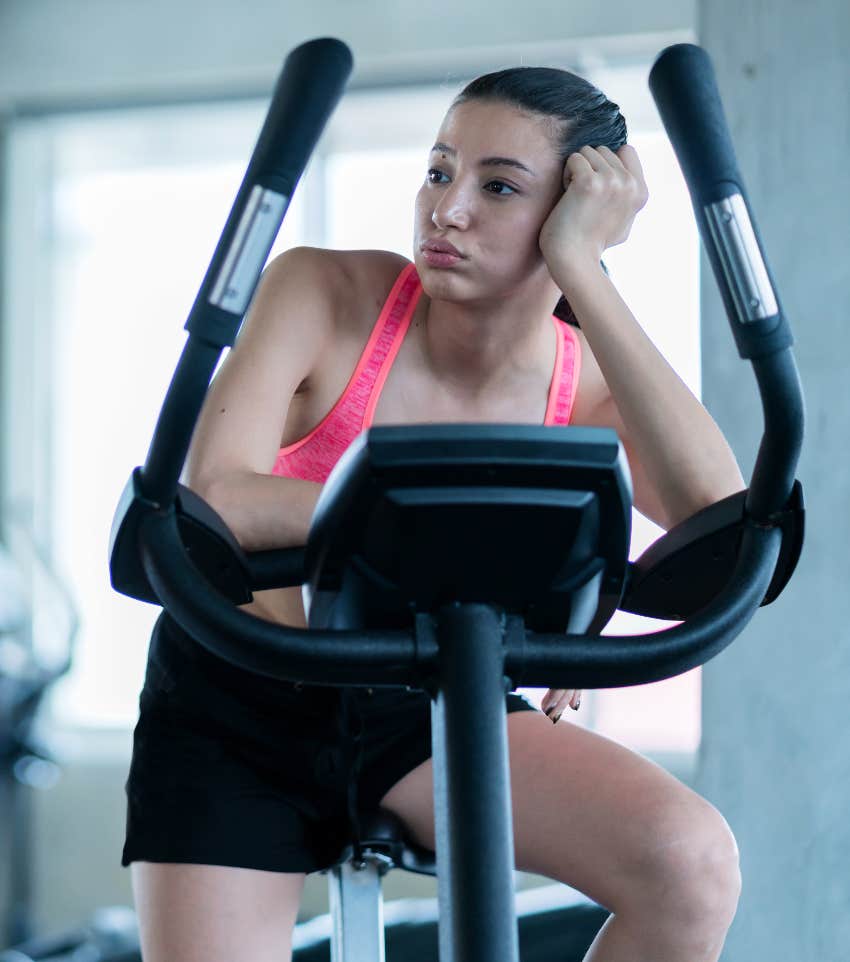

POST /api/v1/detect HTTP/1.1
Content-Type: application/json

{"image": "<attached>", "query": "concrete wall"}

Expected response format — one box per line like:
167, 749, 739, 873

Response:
695, 1, 850, 960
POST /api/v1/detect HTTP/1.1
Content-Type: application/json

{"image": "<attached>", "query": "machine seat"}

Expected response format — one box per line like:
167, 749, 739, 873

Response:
330, 808, 437, 877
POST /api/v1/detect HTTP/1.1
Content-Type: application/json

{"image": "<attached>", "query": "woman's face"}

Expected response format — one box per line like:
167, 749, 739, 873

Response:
413, 98, 565, 305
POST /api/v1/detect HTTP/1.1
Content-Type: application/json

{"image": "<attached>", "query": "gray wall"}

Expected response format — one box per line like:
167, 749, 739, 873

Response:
695, 1, 850, 960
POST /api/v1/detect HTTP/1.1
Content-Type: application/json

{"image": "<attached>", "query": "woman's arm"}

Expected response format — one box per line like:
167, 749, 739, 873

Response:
186, 246, 341, 550
541, 144, 745, 531
564, 271, 745, 531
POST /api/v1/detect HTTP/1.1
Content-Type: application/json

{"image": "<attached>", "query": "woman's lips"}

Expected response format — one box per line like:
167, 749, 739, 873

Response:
422, 248, 462, 267
421, 241, 465, 268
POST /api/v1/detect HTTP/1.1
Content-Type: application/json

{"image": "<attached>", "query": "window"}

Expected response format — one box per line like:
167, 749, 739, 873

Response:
3, 69, 700, 765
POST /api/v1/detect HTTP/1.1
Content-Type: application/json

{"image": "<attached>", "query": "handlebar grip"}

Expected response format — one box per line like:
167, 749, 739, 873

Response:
648, 43, 742, 204
249, 37, 353, 191
649, 43, 793, 363
184, 37, 352, 341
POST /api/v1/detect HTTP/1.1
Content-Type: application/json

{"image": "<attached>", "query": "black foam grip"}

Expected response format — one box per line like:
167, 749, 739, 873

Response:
649, 43, 743, 204
249, 37, 353, 189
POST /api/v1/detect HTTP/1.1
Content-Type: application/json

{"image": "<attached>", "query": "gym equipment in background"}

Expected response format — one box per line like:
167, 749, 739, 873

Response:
0, 522, 77, 949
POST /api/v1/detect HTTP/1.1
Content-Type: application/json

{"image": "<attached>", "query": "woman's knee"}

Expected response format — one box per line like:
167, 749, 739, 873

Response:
620, 799, 741, 931
635, 802, 742, 930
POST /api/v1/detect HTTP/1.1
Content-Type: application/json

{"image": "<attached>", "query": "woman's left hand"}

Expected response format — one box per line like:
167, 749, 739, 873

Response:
538, 144, 648, 270
541, 688, 582, 723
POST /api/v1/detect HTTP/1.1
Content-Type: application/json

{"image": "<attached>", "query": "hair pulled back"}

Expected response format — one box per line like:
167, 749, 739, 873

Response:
452, 67, 627, 325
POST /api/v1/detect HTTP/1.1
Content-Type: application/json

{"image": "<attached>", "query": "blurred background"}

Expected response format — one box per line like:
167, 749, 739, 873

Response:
0, 0, 846, 959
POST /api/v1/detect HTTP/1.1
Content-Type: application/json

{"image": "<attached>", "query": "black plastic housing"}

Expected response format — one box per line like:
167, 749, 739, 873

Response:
303, 425, 632, 634
623, 481, 804, 621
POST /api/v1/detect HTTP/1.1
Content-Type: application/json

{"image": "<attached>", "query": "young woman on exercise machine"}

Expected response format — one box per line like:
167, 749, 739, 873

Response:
124, 66, 746, 962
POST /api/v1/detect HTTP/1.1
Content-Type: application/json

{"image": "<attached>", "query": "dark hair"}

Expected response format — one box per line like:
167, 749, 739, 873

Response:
452, 67, 627, 326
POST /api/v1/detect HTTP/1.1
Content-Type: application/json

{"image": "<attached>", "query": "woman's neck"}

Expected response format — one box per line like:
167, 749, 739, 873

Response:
417, 278, 561, 399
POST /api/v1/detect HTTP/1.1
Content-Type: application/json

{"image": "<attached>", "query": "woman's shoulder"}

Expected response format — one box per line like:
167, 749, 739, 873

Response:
261, 247, 409, 337
273, 247, 414, 345
329, 247, 412, 277
266, 246, 411, 302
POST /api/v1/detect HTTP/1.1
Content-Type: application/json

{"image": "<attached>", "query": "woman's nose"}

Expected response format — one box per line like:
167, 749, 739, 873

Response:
432, 181, 472, 231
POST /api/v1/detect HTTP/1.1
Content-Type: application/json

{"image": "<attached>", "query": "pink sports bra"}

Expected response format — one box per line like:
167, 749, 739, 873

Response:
272, 262, 582, 485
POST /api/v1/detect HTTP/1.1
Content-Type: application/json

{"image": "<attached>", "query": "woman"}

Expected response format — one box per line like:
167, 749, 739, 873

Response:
124, 67, 746, 962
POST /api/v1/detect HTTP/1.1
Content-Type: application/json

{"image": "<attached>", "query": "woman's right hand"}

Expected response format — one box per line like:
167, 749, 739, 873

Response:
538, 144, 648, 275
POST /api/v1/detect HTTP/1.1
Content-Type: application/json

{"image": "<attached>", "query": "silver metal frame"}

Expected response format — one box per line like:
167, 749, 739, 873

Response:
328, 855, 393, 962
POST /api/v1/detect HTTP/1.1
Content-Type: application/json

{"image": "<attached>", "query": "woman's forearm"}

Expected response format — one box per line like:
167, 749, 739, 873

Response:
553, 258, 745, 526
199, 472, 323, 552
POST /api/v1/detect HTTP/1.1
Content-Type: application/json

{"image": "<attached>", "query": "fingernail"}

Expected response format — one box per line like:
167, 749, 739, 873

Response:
551, 711, 562, 724
571, 699, 581, 711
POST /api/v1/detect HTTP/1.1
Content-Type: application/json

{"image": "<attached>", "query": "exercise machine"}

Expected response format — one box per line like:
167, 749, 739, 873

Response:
102, 37, 802, 962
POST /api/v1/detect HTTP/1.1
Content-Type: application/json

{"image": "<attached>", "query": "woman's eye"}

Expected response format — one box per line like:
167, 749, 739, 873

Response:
425, 169, 516, 195
484, 180, 516, 196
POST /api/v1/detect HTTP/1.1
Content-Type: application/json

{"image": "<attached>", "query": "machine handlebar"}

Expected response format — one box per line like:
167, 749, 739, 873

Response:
649, 43, 744, 204
115, 39, 804, 693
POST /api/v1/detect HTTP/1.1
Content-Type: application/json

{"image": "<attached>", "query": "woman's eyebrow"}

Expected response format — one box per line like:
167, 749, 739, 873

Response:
430, 142, 536, 177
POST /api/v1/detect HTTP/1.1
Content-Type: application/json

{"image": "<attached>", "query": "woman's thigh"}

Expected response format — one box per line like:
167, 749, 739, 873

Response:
378, 709, 736, 915
132, 862, 306, 962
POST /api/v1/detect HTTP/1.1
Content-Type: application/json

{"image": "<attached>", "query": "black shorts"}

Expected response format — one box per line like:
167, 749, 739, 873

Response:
122, 611, 539, 874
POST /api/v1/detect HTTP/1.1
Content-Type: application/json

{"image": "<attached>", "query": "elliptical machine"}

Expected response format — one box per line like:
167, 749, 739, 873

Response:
100, 37, 803, 962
